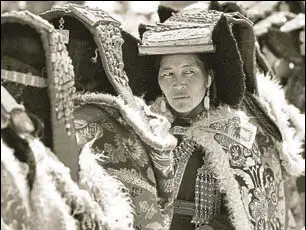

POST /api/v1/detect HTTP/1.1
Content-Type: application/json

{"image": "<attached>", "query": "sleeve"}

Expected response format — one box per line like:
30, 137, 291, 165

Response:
146, 147, 175, 225
74, 104, 175, 229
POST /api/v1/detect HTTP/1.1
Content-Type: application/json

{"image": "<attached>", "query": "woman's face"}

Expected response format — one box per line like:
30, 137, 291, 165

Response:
158, 54, 208, 114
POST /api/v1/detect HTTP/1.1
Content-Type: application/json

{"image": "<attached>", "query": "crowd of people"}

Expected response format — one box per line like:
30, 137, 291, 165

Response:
1, 1, 305, 230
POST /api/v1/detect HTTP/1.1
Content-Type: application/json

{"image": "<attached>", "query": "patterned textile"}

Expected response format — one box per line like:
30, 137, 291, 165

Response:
150, 98, 304, 230
74, 102, 175, 230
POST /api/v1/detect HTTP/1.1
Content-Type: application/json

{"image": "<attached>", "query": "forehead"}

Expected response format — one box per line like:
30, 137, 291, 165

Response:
160, 54, 202, 68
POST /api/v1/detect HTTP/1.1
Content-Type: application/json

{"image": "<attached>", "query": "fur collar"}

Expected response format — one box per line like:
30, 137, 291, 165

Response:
74, 92, 177, 152
256, 73, 305, 177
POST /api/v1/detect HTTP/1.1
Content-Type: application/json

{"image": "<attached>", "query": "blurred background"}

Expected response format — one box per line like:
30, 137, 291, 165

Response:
1, 1, 305, 230
1, 1, 201, 38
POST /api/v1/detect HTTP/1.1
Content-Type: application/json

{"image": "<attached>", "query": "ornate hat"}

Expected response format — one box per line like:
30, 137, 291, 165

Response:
40, 3, 141, 106
1, 11, 79, 180
41, 4, 178, 153
138, 8, 258, 106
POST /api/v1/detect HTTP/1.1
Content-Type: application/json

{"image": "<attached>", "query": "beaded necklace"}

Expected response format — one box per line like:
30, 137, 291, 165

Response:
191, 155, 222, 230
172, 139, 197, 166
172, 110, 221, 230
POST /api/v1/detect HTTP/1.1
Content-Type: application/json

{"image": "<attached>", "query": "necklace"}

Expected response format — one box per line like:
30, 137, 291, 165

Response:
172, 138, 197, 165
191, 155, 221, 229
176, 109, 209, 126
189, 110, 209, 124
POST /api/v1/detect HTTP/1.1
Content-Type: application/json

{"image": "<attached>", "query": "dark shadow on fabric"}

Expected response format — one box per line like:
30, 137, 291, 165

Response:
50, 16, 116, 95
1, 23, 52, 148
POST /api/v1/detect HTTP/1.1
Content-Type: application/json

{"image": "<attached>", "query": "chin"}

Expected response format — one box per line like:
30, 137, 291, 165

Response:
171, 103, 194, 114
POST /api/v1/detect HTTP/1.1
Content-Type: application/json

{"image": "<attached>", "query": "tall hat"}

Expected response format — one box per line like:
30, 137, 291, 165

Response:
40, 4, 141, 105
137, 8, 258, 106
1, 11, 79, 180
40, 4, 177, 151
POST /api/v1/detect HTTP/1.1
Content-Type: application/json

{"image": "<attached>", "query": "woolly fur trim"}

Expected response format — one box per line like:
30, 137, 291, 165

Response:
74, 93, 177, 152
256, 74, 305, 177
1, 139, 31, 215
184, 106, 253, 230
27, 139, 78, 230
79, 136, 135, 230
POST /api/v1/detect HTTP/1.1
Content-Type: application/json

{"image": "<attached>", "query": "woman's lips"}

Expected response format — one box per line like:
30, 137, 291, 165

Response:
172, 95, 190, 99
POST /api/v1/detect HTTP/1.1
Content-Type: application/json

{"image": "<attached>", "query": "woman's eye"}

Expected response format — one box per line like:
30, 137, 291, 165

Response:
160, 72, 173, 79
184, 70, 195, 75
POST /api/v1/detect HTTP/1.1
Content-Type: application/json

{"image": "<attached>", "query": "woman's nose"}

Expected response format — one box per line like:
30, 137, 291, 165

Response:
173, 73, 186, 89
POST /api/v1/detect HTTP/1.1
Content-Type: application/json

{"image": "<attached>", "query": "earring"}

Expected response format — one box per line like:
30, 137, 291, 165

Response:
204, 75, 212, 110
207, 74, 212, 88
91, 48, 99, 63
204, 87, 210, 110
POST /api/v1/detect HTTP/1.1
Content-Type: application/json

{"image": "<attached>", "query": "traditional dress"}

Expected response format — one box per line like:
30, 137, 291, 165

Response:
137, 8, 305, 230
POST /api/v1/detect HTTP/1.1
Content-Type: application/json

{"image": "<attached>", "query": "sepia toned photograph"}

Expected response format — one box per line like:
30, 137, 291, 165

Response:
1, 1, 305, 230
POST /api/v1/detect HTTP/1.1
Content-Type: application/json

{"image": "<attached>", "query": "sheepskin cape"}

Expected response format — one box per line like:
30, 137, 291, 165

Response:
73, 92, 177, 230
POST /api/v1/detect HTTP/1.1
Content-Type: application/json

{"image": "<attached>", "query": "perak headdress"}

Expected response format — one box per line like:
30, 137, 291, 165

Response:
1, 10, 79, 180
138, 8, 258, 106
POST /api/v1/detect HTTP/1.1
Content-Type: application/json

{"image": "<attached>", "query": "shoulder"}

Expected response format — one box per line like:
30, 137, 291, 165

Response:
74, 102, 124, 128
191, 105, 257, 149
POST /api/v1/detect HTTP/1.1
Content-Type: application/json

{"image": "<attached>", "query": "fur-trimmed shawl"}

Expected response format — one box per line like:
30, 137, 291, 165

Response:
1, 135, 135, 230
1, 138, 77, 230
255, 73, 305, 177
78, 135, 135, 230
74, 92, 177, 152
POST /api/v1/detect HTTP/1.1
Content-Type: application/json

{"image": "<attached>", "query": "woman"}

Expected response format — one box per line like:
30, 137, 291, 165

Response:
138, 9, 305, 230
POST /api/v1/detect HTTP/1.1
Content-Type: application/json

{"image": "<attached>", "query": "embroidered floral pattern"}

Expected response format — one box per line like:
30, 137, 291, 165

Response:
159, 179, 174, 194
210, 116, 241, 139
249, 188, 269, 221
107, 168, 156, 193
214, 134, 260, 169
77, 122, 103, 140
130, 186, 144, 197
211, 116, 286, 230
102, 133, 149, 167
75, 105, 174, 230
229, 144, 246, 168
